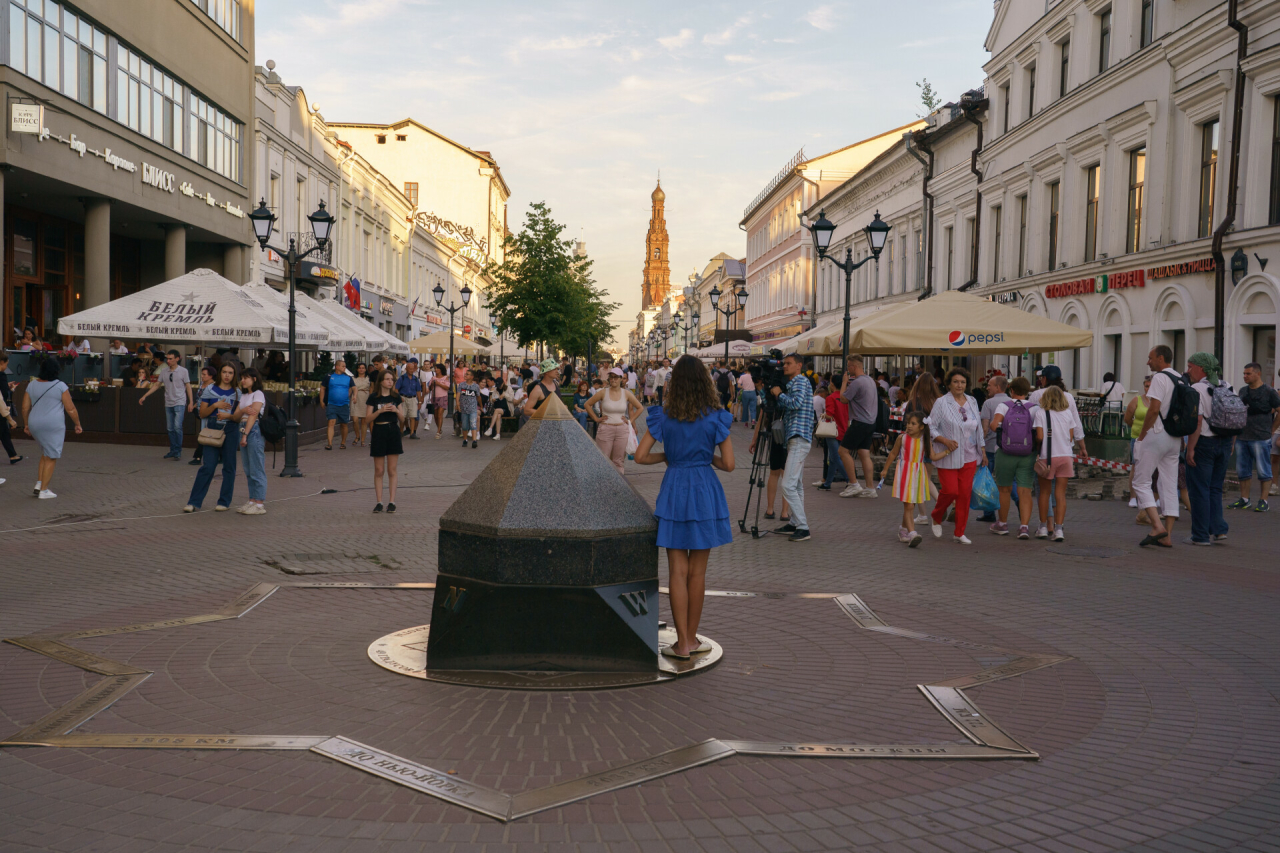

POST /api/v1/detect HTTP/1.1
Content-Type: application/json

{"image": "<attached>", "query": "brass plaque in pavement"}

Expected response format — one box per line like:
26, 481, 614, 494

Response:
286, 582, 436, 589
720, 741, 1037, 759
212, 582, 279, 617
52, 613, 231, 641
834, 593, 887, 628
31, 734, 329, 749
919, 685, 1031, 753
4, 637, 149, 675
311, 736, 512, 820
933, 654, 1073, 690
4, 673, 150, 743
508, 739, 736, 819
868, 625, 1009, 654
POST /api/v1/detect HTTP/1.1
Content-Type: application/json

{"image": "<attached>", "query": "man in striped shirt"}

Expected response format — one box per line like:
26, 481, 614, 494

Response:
771, 353, 815, 542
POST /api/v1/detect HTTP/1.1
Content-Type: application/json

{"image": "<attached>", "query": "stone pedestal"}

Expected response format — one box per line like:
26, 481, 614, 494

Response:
427, 394, 658, 673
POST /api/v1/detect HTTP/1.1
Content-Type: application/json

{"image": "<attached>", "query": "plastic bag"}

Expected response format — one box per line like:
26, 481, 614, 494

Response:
625, 422, 640, 455
970, 465, 999, 513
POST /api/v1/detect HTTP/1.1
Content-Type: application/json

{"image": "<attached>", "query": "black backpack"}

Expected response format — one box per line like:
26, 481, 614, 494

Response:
1159, 369, 1200, 438
260, 397, 288, 444
874, 397, 891, 435
716, 370, 731, 393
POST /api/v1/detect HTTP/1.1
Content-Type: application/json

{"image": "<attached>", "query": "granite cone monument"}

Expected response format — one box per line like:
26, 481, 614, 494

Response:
427, 393, 659, 673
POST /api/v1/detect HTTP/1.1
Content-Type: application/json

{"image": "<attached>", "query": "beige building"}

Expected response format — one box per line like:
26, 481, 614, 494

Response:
2, 0, 255, 346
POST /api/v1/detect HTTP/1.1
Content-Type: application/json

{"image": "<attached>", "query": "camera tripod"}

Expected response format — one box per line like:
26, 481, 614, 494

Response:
738, 412, 780, 539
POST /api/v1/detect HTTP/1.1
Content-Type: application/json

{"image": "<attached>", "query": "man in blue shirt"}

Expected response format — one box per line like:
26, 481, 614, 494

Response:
770, 353, 815, 541
395, 359, 425, 438
320, 360, 354, 449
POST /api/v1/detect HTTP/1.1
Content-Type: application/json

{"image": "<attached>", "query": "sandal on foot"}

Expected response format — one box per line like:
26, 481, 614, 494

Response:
763, 512, 776, 519
1139, 532, 1168, 548
339, 443, 346, 449
690, 641, 712, 654
325, 444, 332, 450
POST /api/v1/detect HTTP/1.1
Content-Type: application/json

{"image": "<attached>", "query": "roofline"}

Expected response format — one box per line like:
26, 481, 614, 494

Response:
739, 119, 927, 226
327, 117, 511, 197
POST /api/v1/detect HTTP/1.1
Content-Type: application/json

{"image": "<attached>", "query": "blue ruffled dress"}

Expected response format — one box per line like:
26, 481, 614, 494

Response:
647, 406, 734, 549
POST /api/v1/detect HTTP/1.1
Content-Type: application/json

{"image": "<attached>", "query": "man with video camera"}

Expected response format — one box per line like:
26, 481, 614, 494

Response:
771, 353, 815, 542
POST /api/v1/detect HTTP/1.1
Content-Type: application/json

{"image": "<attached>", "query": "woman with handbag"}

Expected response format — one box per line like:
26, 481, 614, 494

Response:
22, 357, 82, 499
926, 367, 986, 544
588, 367, 643, 475
184, 363, 240, 512
1033, 385, 1084, 541
816, 376, 849, 490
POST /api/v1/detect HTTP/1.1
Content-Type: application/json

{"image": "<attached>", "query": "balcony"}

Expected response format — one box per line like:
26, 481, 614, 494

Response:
286, 231, 333, 265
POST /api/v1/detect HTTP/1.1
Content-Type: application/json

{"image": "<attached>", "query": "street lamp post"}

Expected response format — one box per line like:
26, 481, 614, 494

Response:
432, 281, 472, 431
246, 198, 335, 478
708, 281, 750, 361
805, 209, 891, 365
489, 311, 504, 368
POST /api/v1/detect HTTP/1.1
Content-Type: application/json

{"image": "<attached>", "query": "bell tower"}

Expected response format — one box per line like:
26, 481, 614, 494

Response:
641, 180, 670, 310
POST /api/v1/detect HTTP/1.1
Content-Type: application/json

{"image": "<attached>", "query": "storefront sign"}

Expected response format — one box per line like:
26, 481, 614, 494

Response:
752, 324, 802, 343
463, 324, 471, 334
36, 125, 136, 172
141, 162, 176, 192
11, 103, 42, 134
1147, 257, 1214, 279
179, 182, 243, 218
991, 292, 1019, 304
379, 299, 394, 316
1047, 257, 1214, 298
303, 263, 340, 282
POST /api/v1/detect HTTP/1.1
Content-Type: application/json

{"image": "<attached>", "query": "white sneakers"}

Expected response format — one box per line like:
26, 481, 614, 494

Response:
37, 489, 57, 499
183, 505, 195, 513
839, 484, 863, 498
856, 489, 877, 499
1035, 525, 1050, 539
812, 480, 826, 488
931, 522, 943, 538
492, 434, 501, 440
237, 502, 266, 515
1051, 525, 1065, 541
953, 535, 972, 545
914, 514, 930, 525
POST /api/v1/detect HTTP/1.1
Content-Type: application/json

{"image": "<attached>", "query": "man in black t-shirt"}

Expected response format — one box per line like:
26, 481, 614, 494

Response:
1230, 361, 1280, 511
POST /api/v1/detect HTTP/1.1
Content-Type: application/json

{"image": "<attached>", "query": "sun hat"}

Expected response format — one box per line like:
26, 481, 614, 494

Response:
540, 358, 560, 373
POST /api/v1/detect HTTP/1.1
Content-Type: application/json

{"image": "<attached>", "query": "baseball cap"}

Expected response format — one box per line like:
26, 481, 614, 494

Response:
540, 358, 559, 373
609, 367, 624, 377
1039, 365, 1062, 381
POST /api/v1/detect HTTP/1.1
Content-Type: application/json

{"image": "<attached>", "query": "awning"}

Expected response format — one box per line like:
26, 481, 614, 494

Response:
847, 290, 1095, 355
408, 330, 488, 356
58, 268, 297, 346
239, 284, 333, 347
690, 339, 754, 358
296, 294, 409, 355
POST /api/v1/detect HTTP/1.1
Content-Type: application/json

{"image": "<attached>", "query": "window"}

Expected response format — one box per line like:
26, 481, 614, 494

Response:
915, 230, 924, 290
653, 247, 660, 259
403, 182, 418, 207
116, 45, 184, 151
887, 238, 894, 292
1017, 195, 1028, 276
1140, 0, 1154, 48
945, 226, 954, 289
1084, 165, 1100, 262
1001, 84, 1010, 134
968, 218, 977, 280
187, 91, 240, 182
1270, 98, 1280, 225
900, 235, 907, 290
8, 0, 107, 113
190, 0, 241, 41
396, 134, 407, 141
1059, 38, 1070, 98
376, 134, 386, 144
1098, 10, 1111, 74
1026, 65, 1036, 120
1047, 181, 1061, 270
1126, 148, 1145, 254
1198, 120, 1219, 239
992, 205, 1003, 282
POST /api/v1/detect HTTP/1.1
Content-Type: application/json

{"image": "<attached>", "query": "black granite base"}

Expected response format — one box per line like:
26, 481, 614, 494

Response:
437, 530, 657, 586
425, 575, 659, 672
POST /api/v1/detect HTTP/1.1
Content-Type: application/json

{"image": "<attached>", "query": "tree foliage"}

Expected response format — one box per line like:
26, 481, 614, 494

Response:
484, 202, 618, 358
916, 78, 941, 117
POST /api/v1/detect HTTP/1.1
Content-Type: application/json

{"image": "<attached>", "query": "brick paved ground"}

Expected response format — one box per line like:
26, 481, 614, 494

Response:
1, 419, 1278, 852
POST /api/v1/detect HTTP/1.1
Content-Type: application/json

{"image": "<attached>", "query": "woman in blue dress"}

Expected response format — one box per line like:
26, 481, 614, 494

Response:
634, 355, 735, 660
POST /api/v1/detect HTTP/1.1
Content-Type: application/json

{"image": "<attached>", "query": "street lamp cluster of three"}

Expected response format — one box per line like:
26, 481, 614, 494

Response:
806, 209, 891, 365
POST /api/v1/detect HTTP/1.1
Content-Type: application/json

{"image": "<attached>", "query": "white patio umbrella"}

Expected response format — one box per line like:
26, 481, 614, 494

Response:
58, 268, 283, 345
300, 295, 409, 355
286, 291, 373, 352
238, 283, 331, 347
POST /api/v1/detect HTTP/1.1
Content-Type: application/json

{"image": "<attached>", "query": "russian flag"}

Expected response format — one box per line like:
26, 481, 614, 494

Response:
343, 276, 361, 310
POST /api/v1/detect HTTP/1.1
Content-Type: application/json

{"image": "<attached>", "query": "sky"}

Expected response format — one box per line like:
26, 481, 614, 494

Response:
258, 0, 994, 346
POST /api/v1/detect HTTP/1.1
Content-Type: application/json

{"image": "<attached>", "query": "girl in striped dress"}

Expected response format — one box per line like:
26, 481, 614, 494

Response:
880, 412, 947, 547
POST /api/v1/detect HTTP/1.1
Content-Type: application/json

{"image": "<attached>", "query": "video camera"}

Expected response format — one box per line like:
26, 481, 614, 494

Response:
751, 349, 787, 415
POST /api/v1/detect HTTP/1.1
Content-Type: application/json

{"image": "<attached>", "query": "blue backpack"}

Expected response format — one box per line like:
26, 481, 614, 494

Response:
998, 400, 1035, 456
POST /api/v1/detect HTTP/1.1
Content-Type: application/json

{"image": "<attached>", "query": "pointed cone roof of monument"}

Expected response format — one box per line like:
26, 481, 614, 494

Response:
440, 392, 657, 539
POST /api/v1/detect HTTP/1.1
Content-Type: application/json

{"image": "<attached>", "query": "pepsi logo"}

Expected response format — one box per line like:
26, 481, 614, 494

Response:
948, 330, 965, 347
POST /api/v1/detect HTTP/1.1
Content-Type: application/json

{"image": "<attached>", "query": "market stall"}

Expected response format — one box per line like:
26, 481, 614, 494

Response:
408, 331, 488, 358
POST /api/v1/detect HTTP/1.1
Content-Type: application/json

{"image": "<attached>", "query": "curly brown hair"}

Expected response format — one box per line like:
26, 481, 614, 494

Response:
663, 355, 721, 422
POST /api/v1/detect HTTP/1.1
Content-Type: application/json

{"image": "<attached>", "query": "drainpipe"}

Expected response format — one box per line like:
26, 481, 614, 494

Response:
904, 129, 934, 301
798, 173, 821, 329
1212, 0, 1248, 364
957, 97, 989, 291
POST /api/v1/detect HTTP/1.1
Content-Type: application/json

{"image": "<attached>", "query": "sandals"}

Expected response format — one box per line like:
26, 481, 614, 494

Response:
339, 443, 346, 450
661, 646, 690, 661
325, 443, 332, 450
764, 512, 776, 519
1138, 532, 1170, 548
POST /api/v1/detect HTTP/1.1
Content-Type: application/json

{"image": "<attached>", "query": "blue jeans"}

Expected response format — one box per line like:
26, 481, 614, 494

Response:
823, 437, 848, 487
241, 427, 267, 501
188, 423, 239, 508
574, 411, 589, 431
740, 390, 758, 423
1236, 438, 1274, 482
780, 437, 810, 531
165, 404, 185, 456
1186, 435, 1229, 542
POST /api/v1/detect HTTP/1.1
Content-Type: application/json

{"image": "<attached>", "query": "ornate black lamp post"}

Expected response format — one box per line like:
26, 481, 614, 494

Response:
708, 281, 750, 361
247, 198, 335, 478
806, 209, 891, 365
433, 281, 472, 427
489, 311, 504, 367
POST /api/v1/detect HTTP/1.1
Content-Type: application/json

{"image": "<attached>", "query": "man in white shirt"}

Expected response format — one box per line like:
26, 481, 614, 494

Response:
1102, 372, 1126, 404
1133, 345, 1185, 547
655, 358, 671, 405
139, 350, 194, 461
1184, 352, 1230, 546
108, 340, 130, 355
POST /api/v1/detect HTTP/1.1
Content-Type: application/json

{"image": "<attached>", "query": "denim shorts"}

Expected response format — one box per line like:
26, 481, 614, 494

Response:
459, 411, 478, 431
326, 403, 351, 424
1236, 438, 1274, 481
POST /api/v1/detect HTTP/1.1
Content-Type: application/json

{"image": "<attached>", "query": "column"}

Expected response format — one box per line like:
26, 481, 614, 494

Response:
83, 199, 110, 309
223, 244, 245, 284
164, 224, 186, 281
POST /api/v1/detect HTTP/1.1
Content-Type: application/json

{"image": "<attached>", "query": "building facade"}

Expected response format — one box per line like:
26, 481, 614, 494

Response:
641, 181, 670, 310
689, 253, 747, 348
2, 0, 255, 347
740, 126, 922, 346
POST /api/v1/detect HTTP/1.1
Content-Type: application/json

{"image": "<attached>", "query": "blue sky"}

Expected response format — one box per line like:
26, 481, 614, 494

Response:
258, 0, 993, 344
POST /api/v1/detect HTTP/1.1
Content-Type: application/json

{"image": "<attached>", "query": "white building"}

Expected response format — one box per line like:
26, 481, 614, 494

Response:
740, 126, 922, 345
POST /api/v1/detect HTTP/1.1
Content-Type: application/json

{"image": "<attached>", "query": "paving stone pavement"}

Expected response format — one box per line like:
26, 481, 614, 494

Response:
1, 420, 1278, 852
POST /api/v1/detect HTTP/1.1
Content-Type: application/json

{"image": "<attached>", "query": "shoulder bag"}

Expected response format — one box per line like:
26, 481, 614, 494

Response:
1034, 409, 1053, 479
814, 415, 838, 439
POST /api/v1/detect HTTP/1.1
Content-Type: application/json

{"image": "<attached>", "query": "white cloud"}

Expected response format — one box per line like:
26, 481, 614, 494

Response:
753, 91, 801, 102
658, 29, 694, 49
724, 54, 754, 63
519, 33, 614, 51
682, 93, 710, 104
702, 16, 751, 45
803, 5, 837, 31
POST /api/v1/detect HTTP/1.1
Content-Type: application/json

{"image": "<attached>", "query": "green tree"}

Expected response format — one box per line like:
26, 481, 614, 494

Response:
916, 78, 941, 117
485, 202, 618, 360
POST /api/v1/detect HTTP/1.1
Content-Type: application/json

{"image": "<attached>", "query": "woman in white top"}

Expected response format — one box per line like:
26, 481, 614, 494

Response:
926, 366, 986, 544
232, 368, 267, 515
588, 367, 643, 474
1034, 385, 1085, 541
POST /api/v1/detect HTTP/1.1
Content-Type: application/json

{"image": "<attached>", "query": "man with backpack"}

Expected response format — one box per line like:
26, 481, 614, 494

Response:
715, 362, 733, 410
988, 376, 1038, 538
1134, 345, 1200, 547
1184, 352, 1239, 545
